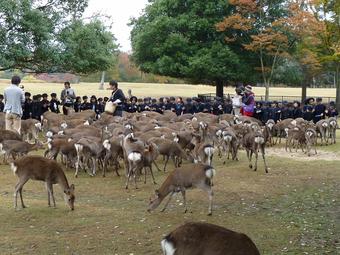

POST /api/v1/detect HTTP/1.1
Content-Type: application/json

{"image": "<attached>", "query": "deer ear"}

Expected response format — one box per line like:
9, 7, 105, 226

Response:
70, 184, 75, 191
64, 189, 70, 195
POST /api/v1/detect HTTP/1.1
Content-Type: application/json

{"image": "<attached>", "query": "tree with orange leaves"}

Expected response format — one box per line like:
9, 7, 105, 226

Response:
217, 0, 324, 101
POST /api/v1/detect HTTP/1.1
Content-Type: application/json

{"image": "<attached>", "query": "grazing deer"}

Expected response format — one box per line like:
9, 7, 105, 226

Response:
11, 156, 75, 210
191, 134, 215, 166
161, 222, 260, 255
147, 163, 215, 215
162, 222, 260, 255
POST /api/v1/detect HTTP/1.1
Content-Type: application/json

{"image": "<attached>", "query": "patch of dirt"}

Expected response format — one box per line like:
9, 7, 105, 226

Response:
266, 147, 340, 161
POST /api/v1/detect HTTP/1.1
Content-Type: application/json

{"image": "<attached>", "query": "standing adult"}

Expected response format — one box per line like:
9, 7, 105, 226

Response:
3, 76, 25, 134
109, 80, 125, 117
232, 86, 243, 116
241, 85, 255, 117
60, 81, 76, 115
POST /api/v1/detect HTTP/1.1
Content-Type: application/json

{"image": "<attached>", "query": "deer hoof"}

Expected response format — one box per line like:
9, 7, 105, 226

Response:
207, 212, 212, 216
253, 168, 257, 172
249, 164, 253, 169
184, 209, 188, 214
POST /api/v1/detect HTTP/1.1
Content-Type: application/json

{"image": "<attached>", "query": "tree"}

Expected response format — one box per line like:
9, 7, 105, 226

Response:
130, 0, 241, 98
311, 0, 340, 109
0, 0, 118, 74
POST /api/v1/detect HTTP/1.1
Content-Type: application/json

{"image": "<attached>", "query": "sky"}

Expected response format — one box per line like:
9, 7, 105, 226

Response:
84, 0, 149, 52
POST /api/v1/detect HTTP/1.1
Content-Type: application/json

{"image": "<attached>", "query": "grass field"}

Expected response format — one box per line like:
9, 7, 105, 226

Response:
0, 80, 337, 99
0, 138, 339, 254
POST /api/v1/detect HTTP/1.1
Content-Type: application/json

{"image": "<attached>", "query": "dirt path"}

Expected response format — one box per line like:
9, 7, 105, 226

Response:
266, 147, 340, 161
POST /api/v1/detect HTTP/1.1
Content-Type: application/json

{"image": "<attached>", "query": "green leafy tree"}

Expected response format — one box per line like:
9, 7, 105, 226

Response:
130, 0, 241, 97
0, 0, 117, 74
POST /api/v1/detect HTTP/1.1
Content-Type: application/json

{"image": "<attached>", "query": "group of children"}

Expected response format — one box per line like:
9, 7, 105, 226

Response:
253, 97, 338, 124
0, 92, 338, 124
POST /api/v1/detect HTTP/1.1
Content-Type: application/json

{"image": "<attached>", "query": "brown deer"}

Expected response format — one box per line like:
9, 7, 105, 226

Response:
11, 156, 75, 210
147, 163, 215, 215
161, 222, 260, 255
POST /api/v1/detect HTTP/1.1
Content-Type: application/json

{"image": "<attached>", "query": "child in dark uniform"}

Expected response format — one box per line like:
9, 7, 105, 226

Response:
313, 97, 326, 123
0, 94, 5, 112
49, 93, 60, 113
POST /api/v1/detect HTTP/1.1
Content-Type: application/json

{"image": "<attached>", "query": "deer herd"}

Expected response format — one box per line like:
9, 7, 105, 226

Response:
0, 109, 337, 254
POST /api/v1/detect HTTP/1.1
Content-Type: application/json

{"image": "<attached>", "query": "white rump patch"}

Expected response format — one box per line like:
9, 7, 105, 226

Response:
67, 138, 72, 142
330, 121, 337, 128
47, 143, 52, 150
74, 144, 83, 153
128, 152, 142, 162
216, 130, 222, 136
204, 147, 215, 156
254, 136, 265, 144
103, 140, 111, 150
306, 131, 314, 137
46, 131, 53, 138
154, 126, 160, 129
84, 120, 90, 126
61, 123, 68, 129
10, 163, 18, 174
291, 120, 297, 126
58, 130, 64, 135
173, 137, 179, 143
205, 168, 216, 179
322, 122, 328, 128
35, 122, 42, 130
223, 134, 232, 142
161, 239, 176, 255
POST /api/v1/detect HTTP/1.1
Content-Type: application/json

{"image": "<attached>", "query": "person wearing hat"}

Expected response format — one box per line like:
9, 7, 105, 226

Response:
41, 93, 50, 114
108, 80, 125, 117
241, 85, 255, 117
49, 93, 61, 113
22, 92, 32, 120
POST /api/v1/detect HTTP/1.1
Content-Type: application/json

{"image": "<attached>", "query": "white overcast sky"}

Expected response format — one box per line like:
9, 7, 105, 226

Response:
84, 0, 149, 52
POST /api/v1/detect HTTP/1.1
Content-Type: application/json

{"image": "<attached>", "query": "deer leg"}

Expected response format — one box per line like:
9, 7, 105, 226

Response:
125, 162, 133, 189
254, 150, 258, 172
248, 150, 253, 169
163, 155, 169, 172
45, 183, 51, 207
261, 147, 268, 173
47, 182, 56, 207
152, 160, 161, 172
180, 188, 187, 213
133, 165, 139, 189
144, 167, 147, 184
199, 184, 213, 216
14, 178, 29, 209
161, 191, 174, 212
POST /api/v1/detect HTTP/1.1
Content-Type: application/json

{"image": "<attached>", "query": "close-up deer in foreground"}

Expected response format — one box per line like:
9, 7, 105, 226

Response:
11, 156, 75, 210
161, 222, 260, 255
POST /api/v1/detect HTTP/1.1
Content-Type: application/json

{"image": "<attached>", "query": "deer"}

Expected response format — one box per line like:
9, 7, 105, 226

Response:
191, 134, 215, 166
316, 119, 329, 145
0, 140, 44, 163
148, 137, 189, 172
242, 128, 269, 173
305, 128, 318, 157
327, 117, 337, 144
21, 119, 42, 142
11, 155, 75, 210
220, 128, 239, 163
147, 163, 215, 215
161, 222, 260, 255
122, 133, 145, 189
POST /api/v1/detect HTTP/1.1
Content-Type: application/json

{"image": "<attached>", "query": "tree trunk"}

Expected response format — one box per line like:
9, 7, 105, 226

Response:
301, 82, 307, 104
336, 64, 340, 111
265, 82, 269, 101
216, 80, 224, 98
99, 71, 105, 90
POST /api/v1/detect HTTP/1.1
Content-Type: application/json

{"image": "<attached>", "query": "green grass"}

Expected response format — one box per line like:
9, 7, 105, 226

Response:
0, 145, 339, 254
0, 80, 337, 98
